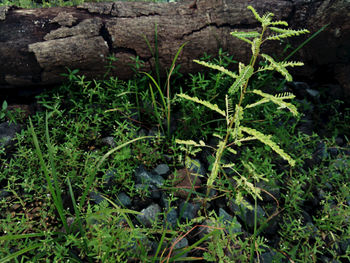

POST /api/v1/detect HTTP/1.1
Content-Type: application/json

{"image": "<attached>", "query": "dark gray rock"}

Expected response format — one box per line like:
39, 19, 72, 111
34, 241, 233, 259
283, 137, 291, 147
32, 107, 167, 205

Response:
314, 141, 328, 161
298, 117, 313, 135
135, 165, 164, 187
258, 251, 280, 263
262, 216, 279, 236
257, 180, 280, 202
137, 203, 161, 227
328, 147, 338, 158
103, 169, 117, 187
187, 158, 206, 176
179, 201, 200, 221
319, 256, 341, 263
197, 219, 217, 239
331, 158, 350, 172
153, 164, 170, 176
0, 188, 11, 200
219, 208, 242, 234
228, 198, 266, 228
171, 237, 188, 260
101, 136, 116, 148
0, 121, 21, 148
335, 136, 344, 146
340, 238, 350, 254
89, 191, 105, 204
115, 192, 132, 207
160, 192, 170, 208
306, 88, 320, 99
165, 208, 178, 229
135, 183, 161, 200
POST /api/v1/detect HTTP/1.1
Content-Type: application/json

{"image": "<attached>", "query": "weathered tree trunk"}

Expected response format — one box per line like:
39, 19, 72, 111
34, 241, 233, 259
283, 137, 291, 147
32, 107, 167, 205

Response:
0, 0, 349, 95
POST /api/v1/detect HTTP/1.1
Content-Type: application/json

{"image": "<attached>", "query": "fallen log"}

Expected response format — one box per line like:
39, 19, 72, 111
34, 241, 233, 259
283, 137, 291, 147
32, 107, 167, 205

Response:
0, 0, 349, 95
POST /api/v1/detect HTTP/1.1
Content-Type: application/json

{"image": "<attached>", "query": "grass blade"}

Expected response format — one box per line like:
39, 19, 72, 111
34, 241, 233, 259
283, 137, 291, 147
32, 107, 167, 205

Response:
29, 117, 69, 232
0, 243, 42, 263
79, 136, 157, 209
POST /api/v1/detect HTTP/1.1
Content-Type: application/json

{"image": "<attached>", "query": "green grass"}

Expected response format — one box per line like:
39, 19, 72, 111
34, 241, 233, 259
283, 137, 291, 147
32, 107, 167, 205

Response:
0, 56, 349, 262
0, 0, 350, 262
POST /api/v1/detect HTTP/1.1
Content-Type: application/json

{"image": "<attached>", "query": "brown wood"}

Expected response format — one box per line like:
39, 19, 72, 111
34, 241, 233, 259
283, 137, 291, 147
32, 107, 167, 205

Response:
0, 0, 349, 95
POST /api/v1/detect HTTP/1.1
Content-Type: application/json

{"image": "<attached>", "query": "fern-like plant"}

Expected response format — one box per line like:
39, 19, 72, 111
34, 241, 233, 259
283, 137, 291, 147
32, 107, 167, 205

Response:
176, 6, 309, 196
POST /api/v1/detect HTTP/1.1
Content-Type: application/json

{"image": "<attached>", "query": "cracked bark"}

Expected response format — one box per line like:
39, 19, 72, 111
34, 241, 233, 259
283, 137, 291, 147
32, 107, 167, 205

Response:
0, 0, 349, 95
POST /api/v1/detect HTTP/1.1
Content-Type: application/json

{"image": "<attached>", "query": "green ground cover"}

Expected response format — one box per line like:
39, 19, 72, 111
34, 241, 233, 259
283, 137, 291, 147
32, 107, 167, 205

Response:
0, 1, 349, 262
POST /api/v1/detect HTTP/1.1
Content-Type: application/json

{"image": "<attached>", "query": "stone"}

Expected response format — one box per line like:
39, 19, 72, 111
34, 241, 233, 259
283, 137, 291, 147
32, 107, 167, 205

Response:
228, 198, 265, 228
135, 183, 161, 200
89, 191, 105, 204
219, 208, 242, 234
256, 180, 280, 202
153, 164, 170, 176
137, 203, 161, 227
0, 188, 11, 200
0, 121, 21, 148
103, 169, 117, 187
169, 168, 202, 199
328, 147, 338, 158
187, 158, 206, 176
115, 192, 132, 207
135, 165, 164, 187
179, 201, 200, 221
101, 136, 116, 148
258, 251, 280, 263
171, 237, 189, 259
165, 208, 178, 229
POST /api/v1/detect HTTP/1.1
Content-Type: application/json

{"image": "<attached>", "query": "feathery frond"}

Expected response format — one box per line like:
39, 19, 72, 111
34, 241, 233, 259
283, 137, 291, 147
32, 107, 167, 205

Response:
229, 64, 254, 95
247, 5, 263, 23
193, 60, 238, 79
208, 140, 226, 187
230, 105, 244, 139
269, 21, 289, 26
266, 29, 309, 41
231, 31, 260, 45
177, 93, 226, 117
251, 38, 261, 57
251, 89, 298, 116
225, 95, 234, 125
260, 53, 292, 81
241, 126, 296, 166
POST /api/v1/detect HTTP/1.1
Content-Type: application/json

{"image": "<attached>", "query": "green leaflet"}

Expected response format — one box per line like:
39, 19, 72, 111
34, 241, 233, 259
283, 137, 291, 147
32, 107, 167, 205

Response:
266, 29, 310, 41
240, 126, 296, 166
231, 31, 260, 44
260, 12, 274, 26
247, 5, 263, 23
208, 140, 226, 187
177, 93, 226, 117
175, 139, 206, 147
269, 20, 289, 27
251, 38, 261, 57
193, 60, 238, 79
231, 105, 244, 140
260, 53, 292, 81
228, 64, 254, 95
251, 89, 298, 116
